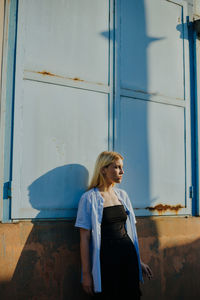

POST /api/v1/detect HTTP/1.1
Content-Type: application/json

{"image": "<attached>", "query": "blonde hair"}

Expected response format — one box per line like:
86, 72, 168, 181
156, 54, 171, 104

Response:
88, 151, 124, 190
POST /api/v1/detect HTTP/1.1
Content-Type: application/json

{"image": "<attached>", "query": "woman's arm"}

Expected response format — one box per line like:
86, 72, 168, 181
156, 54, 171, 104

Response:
80, 228, 94, 295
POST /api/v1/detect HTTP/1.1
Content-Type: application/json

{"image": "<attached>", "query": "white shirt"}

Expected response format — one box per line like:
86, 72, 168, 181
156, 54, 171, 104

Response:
75, 187, 143, 293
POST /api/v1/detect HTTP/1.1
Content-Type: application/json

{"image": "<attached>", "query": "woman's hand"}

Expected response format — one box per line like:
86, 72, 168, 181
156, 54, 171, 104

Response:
82, 272, 94, 296
141, 261, 153, 280
80, 228, 94, 295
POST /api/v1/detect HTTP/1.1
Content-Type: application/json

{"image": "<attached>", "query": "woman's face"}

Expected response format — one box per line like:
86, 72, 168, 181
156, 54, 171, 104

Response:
102, 158, 124, 185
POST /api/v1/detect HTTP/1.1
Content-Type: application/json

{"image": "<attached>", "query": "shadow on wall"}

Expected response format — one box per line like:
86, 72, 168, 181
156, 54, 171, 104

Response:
0, 216, 200, 300
137, 217, 200, 300
28, 164, 89, 218
177, 17, 197, 215
0, 164, 91, 300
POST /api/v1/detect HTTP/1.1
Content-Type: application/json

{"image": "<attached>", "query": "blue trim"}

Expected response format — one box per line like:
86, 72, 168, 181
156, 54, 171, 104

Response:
187, 20, 198, 216
2, 0, 18, 222
113, 0, 116, 151
193, 33, 200, 216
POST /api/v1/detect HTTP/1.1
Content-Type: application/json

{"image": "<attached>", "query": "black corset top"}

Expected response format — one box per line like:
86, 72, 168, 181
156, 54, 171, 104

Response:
101, 205, 128, 239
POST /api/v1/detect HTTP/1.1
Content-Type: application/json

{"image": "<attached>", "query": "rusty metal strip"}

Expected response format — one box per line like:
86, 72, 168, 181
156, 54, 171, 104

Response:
23, 70, 110, 94
145, 204, 184, 215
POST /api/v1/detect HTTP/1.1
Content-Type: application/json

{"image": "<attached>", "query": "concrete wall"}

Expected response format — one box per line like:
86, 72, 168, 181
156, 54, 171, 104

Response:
138, 217, 200, 300
0, 217, 199, 300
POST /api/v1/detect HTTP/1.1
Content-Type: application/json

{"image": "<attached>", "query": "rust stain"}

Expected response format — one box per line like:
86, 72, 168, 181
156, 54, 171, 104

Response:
27, 70, 104, 86
37, 71, 84, 82
72, 77, 84, 82
146, 204, 184, 215
37, 70, 55, 76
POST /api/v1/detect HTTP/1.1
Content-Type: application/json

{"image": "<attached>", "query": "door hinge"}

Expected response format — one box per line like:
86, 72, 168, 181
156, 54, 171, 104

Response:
3, 181, 12, 199
189, 186, 194, 199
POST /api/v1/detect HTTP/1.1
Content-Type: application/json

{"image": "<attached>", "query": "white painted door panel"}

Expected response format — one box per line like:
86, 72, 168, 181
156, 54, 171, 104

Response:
117, 0, 191, 215
121, 0, 184, 99
119, 97, 186, 215
12, 0, 111, 219
23, 0, 109, 85
12, 81, 108, 218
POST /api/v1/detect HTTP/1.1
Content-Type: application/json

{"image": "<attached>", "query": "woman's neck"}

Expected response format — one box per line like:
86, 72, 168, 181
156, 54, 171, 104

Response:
98, 184, 114, 192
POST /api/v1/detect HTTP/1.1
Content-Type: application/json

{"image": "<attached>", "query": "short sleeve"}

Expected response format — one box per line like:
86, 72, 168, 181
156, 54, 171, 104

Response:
75, 193, 92, 230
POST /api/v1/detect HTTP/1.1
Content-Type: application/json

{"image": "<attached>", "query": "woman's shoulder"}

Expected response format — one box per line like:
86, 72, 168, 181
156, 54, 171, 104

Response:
114, 187, 135, 218
114, 187, 129, 199
80, 188, 97, 201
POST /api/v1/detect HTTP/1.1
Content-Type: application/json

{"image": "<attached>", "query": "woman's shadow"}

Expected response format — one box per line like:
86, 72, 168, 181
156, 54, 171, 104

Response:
29, 164, 89, 219
1, 164, 90, 300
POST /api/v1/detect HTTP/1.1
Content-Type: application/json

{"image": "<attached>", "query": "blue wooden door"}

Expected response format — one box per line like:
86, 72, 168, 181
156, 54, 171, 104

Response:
11, 0, 192, 219
115, 0, 192, 216
11, 0, 113, 219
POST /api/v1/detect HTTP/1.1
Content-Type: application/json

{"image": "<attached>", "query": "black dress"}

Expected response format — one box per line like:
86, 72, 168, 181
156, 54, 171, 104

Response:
95, 205, 141, 299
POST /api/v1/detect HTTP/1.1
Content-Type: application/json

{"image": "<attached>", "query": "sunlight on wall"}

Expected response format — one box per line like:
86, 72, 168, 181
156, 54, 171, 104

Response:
0, 223, 33, 281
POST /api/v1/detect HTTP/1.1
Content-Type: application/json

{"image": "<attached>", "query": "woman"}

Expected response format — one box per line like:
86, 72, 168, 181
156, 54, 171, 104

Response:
75, 151, 152, 298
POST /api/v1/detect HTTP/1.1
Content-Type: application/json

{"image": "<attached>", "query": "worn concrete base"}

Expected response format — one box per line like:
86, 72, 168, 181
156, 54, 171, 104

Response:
0, 217, 199, 300
138, 216, 200, 300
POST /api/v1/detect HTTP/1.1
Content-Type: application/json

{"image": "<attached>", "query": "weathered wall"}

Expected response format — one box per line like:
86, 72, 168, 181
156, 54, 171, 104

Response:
138, 217, 200, 300
0, 217, 199, 300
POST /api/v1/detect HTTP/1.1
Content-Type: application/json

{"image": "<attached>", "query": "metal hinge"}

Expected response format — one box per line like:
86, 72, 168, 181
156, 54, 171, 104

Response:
189, 186, 194, 199
3, 181, 12, 199
194, 19, 200, 39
